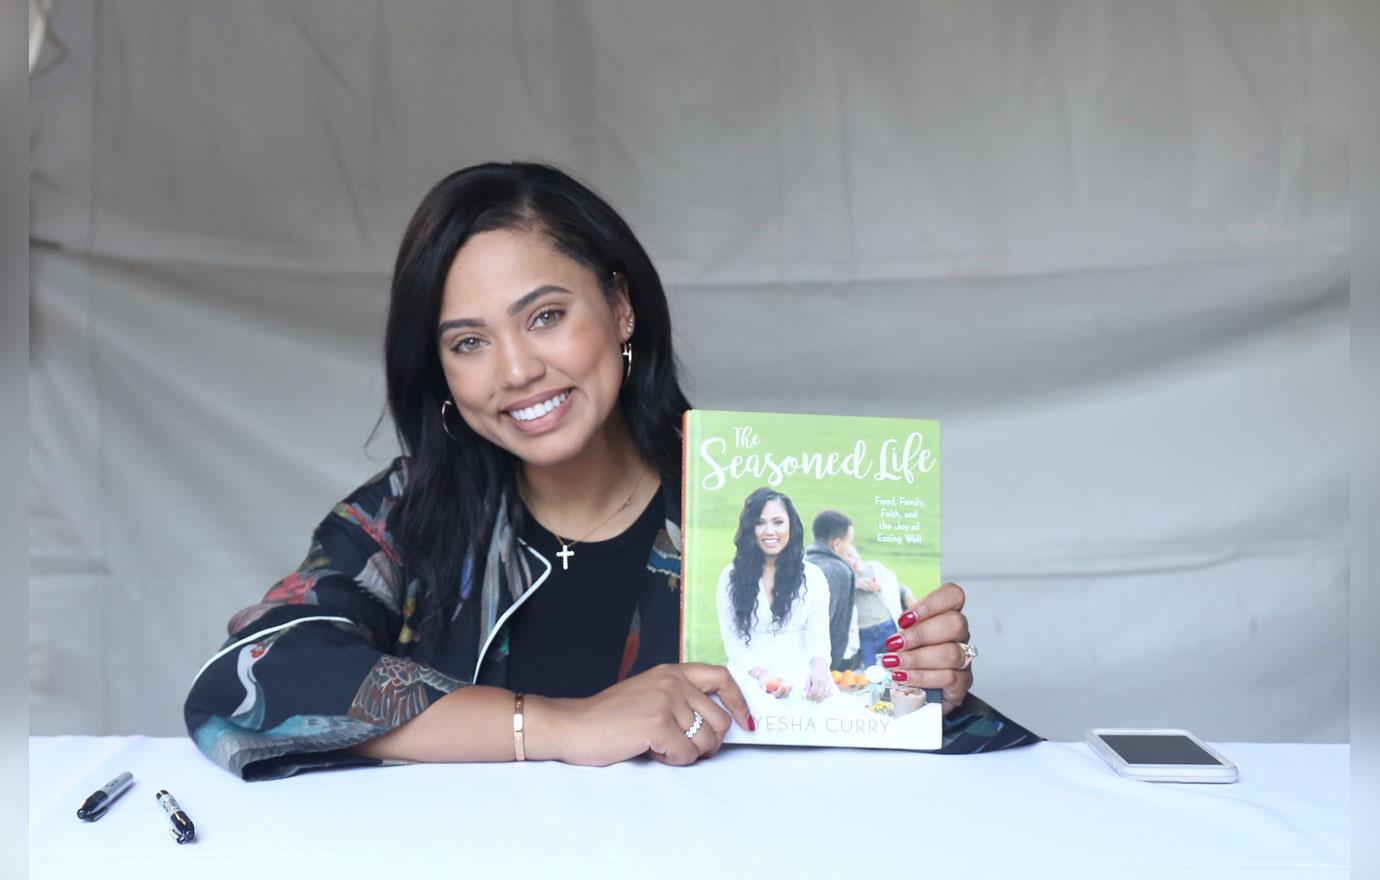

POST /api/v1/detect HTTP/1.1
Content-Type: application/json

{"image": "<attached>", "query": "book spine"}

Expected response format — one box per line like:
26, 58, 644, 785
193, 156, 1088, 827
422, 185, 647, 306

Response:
679, 409, 691, 662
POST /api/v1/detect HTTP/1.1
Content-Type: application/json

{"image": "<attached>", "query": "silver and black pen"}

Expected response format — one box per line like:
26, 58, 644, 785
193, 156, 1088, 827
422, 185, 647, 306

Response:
76, 771, 134, 821
155, 789, 196, 843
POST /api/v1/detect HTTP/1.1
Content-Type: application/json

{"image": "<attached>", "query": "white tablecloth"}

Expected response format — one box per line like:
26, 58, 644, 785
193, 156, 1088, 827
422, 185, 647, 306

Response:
29, 736, 1348, 879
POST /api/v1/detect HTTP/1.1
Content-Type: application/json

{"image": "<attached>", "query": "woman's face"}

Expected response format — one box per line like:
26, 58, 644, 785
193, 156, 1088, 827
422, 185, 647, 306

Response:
754, 498, 790, 557
436, 228, 633, 469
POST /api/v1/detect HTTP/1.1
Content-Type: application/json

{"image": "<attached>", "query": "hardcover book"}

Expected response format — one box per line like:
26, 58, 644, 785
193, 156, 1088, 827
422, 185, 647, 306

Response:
682, 409, 943, 749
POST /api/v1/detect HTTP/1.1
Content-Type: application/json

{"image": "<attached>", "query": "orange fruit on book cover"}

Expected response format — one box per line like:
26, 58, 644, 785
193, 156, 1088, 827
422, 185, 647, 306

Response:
831, 669, 843, 684
765, 677, 782, 693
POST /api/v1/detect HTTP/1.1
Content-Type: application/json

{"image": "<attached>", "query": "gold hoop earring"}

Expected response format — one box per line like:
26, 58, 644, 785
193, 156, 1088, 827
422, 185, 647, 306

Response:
440, 400, 461, 441
621, 342, 633, 382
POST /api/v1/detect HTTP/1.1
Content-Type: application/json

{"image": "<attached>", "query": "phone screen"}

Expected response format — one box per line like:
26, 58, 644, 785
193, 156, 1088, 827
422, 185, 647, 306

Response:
1099, 734, 1223, 765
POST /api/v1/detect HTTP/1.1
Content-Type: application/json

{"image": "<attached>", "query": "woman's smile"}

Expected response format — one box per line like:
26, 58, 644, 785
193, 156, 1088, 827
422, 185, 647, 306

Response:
503, 387, 575, 433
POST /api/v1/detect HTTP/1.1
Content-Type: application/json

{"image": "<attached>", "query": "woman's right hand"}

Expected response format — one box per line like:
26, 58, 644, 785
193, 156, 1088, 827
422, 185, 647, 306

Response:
533, 663, 753, 767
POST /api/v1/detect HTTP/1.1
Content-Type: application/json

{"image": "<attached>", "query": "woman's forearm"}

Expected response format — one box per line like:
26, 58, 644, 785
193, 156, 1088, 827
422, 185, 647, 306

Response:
348, 685, 571, 763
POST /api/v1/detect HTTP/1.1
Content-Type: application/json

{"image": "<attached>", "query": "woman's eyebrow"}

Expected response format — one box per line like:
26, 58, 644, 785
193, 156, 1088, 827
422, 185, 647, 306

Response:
436, 285, 572, 338
506, 285, 571, 316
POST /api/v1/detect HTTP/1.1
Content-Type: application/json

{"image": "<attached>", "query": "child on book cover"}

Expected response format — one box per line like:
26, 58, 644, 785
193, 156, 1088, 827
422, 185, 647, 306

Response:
847, 545, 917, 668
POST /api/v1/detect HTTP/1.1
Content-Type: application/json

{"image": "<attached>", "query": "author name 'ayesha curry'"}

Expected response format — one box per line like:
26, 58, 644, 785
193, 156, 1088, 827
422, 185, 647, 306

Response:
755, 714, 897, 735
697, 428, 936, 492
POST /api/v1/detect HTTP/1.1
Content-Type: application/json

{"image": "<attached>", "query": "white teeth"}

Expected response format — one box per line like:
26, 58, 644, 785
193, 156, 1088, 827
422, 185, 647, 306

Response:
509, 391, 569, 422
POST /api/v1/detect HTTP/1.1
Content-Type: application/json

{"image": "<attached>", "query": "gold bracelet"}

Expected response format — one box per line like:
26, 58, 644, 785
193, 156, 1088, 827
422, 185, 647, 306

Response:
512, 693, 526, 761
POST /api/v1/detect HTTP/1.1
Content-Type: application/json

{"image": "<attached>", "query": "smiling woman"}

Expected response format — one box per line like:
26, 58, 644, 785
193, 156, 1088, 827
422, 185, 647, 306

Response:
436, 230, 633, 469
182, 162, 1038, 780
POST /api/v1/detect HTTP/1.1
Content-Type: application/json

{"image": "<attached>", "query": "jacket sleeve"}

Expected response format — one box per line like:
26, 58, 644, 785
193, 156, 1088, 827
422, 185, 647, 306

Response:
182, 459, 466, 781
824, 561, 855, 667
935, 692, 1044, 753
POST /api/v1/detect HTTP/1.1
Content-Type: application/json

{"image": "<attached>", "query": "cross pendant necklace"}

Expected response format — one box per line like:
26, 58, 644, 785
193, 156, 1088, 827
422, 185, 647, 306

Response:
545, 470, 646, 573
556, 543, 575, 570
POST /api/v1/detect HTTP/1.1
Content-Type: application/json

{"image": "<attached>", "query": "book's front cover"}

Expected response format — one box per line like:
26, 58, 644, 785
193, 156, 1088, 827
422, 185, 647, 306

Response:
683, 409, 942, 749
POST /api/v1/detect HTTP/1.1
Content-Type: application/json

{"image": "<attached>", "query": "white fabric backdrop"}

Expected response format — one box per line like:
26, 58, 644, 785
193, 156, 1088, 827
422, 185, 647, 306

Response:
29, 0, 1349, 741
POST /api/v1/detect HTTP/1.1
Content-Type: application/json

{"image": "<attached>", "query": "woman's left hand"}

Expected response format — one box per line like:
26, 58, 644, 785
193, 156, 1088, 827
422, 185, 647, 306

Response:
879, 582, 973, 715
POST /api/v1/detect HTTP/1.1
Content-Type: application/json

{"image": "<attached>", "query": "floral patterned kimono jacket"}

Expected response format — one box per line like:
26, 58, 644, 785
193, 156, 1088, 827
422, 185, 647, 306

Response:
184, 458, 1040, 780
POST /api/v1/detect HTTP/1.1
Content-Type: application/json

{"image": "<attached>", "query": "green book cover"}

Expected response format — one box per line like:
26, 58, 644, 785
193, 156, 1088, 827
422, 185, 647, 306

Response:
682, 409, 942, 749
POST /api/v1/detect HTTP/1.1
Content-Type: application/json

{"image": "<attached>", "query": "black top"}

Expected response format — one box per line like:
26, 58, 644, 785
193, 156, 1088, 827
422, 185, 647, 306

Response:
506, 492, 665, 698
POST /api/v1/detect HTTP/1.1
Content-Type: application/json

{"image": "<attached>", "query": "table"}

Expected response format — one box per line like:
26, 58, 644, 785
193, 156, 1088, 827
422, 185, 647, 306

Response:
29, 736, 1349, 879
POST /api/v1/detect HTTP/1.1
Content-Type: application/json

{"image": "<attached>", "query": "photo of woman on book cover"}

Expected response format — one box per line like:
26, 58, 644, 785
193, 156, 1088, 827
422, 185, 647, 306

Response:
715, 487, 836, 703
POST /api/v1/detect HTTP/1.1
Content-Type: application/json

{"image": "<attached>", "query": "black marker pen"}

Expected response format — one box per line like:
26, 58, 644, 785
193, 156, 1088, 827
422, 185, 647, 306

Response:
76, 771, 134, 821
155, 789, 195, 843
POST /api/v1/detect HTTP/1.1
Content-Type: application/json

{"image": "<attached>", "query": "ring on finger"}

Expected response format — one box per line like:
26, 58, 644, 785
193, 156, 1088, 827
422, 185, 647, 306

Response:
957, 642, 978, 670
684, 710, 704, 739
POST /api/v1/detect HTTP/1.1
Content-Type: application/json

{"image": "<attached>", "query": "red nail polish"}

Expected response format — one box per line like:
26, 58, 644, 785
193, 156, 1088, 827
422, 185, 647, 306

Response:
748, 714, 756, 732
890, 670, 908, 682
898, 610, 917, 629
885, 634, 905, 652
881, 654, 900, 668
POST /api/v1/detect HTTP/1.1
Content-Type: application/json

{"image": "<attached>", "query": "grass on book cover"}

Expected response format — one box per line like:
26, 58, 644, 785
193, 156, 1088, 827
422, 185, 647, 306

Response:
683, 409, 943, 750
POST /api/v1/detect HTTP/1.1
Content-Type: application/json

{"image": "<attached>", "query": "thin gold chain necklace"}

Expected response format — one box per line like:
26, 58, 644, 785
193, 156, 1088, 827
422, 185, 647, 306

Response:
533, 470, 646, 571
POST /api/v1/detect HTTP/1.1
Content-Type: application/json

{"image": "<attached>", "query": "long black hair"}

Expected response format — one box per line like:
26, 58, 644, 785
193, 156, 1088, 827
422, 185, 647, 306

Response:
384, 162, 689, 643
727, 487, 807, 645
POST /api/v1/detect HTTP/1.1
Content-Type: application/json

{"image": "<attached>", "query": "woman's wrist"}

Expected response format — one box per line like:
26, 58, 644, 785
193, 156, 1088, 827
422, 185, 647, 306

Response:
519, 694, 575, 762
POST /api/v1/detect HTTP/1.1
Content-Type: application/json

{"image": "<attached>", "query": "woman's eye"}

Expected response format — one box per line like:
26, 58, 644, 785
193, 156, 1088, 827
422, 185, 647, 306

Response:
532, 307, 564, 328
450, 336, 484, 354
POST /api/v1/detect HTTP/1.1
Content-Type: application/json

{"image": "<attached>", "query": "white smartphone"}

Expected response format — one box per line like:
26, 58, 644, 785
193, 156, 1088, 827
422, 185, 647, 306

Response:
1085, 728, 1238, 783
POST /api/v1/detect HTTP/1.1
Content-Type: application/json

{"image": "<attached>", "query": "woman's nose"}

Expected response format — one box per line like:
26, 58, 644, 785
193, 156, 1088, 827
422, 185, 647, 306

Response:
497, 335, 545, 388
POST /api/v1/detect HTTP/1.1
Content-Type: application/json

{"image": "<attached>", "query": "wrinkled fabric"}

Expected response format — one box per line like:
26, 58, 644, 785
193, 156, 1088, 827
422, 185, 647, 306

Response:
31, 1, 1349, 744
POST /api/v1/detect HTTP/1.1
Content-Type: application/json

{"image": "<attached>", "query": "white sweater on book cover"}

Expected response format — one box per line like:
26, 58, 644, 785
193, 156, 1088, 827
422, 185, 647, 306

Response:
715, 561, 832, 687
